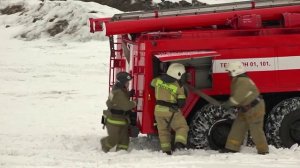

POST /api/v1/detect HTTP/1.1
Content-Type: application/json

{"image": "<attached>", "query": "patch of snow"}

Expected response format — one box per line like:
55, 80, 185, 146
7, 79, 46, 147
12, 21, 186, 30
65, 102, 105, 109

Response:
0, 0, 120, 41
0, 24, 109, 167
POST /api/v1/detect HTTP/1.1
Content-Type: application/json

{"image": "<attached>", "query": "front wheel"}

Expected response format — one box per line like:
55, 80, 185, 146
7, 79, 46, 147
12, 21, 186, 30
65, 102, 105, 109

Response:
188, 104, 235, 149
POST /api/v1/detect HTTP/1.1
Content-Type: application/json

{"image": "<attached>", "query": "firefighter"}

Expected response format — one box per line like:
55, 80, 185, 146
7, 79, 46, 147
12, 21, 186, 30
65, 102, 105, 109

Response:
100, 71, 137, 153
151, 63, 189, 155
220, 61, 269, 155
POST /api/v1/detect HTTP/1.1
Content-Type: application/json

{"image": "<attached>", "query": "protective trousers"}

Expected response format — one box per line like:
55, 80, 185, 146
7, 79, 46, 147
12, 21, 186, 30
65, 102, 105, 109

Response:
155, 112, 189, 152
101, 121, 129, 152
225, 103, 269, 154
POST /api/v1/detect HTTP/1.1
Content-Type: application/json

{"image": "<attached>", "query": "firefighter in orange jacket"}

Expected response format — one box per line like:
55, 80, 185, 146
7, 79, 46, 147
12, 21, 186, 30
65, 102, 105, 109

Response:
220, 61, 269, 154
101, 72, 137, 152
151, 63, 189, 155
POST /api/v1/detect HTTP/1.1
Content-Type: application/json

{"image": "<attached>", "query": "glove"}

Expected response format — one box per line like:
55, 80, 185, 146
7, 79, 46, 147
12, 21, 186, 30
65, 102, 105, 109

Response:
101, 115, 106, 125
101, 115, 107, 129
178, 73, 187, 87
170, 105, 179, 113
221, 101, 231, 110
177, 99, 186, 108
129, 89, 135, 97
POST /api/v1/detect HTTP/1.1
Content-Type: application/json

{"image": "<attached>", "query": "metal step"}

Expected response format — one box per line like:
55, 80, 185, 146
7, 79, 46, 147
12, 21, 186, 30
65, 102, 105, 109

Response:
112, 0, 300, 21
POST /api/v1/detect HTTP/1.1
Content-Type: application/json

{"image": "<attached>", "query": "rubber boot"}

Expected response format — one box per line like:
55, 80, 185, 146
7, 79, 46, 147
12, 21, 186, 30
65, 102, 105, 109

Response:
219, 148, 238, 153
258, 151, 269, 155
100, 138, 110, 153
163, 151, 172, 155
174, 142, 186, 151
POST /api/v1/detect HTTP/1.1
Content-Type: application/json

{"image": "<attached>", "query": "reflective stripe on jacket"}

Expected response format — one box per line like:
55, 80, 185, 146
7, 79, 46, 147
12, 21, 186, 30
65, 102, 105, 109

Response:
106, 117, 127, 125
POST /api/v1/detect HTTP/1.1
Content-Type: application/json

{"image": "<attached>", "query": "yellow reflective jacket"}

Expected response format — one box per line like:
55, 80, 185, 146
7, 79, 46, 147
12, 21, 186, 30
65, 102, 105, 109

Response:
151, 76, 186, 115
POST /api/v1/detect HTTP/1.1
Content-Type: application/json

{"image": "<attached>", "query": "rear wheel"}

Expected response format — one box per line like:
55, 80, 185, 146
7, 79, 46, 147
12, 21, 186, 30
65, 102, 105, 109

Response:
265, 97, 300, 148
279, 110, 300, 147
188, 104, 235, 149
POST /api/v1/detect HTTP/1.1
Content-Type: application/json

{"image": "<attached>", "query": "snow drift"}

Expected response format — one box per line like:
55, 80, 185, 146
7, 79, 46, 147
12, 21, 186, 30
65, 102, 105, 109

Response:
0, 0, 120, 41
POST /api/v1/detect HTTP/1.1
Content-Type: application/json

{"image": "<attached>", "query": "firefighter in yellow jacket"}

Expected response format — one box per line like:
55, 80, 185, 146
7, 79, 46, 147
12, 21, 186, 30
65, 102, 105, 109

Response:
101, 72, 137, 153
151, 63, 189, 155
221, 61, 269, 154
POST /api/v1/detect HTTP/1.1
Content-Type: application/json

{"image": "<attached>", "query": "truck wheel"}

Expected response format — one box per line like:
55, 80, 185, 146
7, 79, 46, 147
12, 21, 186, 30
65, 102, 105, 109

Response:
279, 109, 300, 147
265, 97, 300, 148
188, 104, 236, 149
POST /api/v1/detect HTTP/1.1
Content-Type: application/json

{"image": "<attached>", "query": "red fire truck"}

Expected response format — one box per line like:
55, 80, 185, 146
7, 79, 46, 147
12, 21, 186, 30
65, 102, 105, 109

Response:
90, 0, 300, 150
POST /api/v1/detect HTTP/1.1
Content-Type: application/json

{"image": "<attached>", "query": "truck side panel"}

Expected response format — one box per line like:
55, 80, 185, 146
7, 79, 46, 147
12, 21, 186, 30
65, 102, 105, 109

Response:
277, 46, 300, 90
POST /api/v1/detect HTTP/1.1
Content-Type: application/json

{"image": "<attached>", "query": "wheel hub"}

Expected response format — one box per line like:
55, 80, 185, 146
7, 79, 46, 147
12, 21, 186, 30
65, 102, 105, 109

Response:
279, 108, 300, 148
208, 119, 233, 150
290, 120, 300, 143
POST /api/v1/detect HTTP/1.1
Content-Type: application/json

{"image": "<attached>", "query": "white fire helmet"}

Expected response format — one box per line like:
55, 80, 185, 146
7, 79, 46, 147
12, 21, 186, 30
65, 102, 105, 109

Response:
166, 63, 186, 80
225, 61, 246, 77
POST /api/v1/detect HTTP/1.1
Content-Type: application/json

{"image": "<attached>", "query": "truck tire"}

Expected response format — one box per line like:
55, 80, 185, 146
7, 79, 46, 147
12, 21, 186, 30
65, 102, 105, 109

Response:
188, 104, 236, 149
265, 97, 300, 148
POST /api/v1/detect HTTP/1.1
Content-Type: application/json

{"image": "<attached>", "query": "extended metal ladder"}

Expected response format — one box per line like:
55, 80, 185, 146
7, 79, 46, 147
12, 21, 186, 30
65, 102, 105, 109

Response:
112, 0, 300, 21
108, 36, 126, 91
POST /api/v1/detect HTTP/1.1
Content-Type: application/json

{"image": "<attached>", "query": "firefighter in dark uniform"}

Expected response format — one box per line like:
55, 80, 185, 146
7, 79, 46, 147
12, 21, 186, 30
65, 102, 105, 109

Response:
101, 72, 137, 152
151, 63, 189, 155
221, 61, 269, 155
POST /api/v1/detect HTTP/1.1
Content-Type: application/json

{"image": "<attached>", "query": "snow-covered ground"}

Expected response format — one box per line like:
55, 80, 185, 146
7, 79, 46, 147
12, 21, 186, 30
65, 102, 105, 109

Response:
1, 0, 300, 168
0, 27, 108, 167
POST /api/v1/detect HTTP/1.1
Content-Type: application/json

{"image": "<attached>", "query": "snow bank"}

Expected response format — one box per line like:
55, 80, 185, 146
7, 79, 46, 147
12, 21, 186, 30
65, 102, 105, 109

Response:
0, 0, 120, 41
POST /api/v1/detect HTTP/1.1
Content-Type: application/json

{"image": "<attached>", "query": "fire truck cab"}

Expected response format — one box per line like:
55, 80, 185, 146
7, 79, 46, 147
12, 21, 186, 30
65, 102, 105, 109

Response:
90, 0, 300, 149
